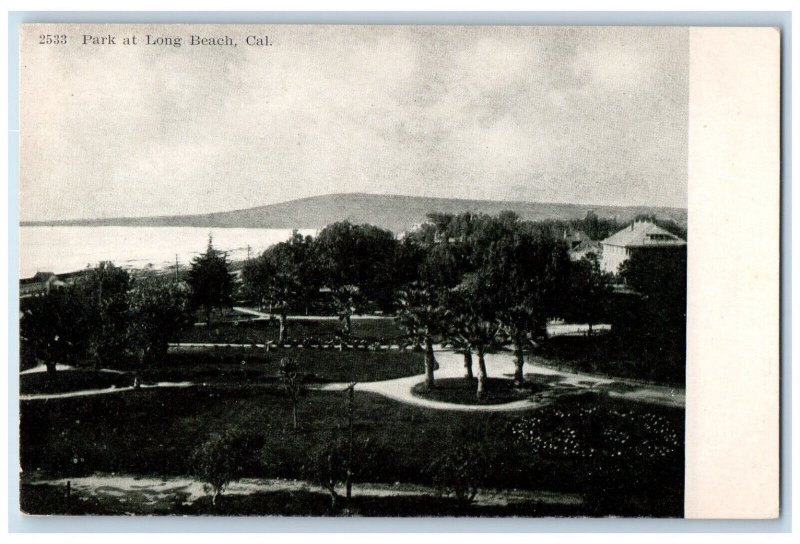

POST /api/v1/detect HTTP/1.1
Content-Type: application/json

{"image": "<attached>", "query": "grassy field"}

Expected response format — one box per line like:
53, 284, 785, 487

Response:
20, 387, 684, 517
412, 378, 547, 405
176, 317, 406, 345
147, 349, 423, 384
20, 350, 424, 396
532, 336, 686, 387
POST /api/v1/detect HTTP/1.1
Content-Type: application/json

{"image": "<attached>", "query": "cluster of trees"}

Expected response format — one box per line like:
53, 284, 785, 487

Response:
19, 238, 236, 374
241, 224, 399, 340
20, 263, 191, 373
240, 212, 633, 399
21, 213, 686, 391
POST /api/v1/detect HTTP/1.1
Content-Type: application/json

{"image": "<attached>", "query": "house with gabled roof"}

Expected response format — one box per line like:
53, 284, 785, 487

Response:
600, 220, 686, 274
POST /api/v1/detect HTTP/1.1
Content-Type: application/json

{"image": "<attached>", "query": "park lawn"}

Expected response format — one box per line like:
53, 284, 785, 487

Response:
20, 370, 133, 396
142, 349, 424, 384
20, 387, 684, 517
18, 351, 423, 396
175, 316, 405, 345
532, 335, 685, 387
411, 378, 548, 405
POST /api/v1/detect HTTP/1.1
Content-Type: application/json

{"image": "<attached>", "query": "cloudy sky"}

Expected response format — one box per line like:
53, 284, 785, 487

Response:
21, 25, 688, 221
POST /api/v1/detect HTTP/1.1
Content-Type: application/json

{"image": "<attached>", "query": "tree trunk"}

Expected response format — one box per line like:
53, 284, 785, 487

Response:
329, 487, 339, 511
45, 360, 57, 376
588, 322, 594, 337
212, 489, 220, 508
476, 346, 488, 400
279, 312, 288, 345
424, 336, 436, 389
342, 313, 352, 336
513, 332, 525, 386
206, 306, 212, 327
292, 401, 298, 430
463, 349, 474, 379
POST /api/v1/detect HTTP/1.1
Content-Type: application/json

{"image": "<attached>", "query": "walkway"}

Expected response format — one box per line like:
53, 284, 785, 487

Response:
20, 381, 194, 401
313, 349, 684, 411
232, 307, 390, 321
20, 346, 683, 409
25, 473, 583, 513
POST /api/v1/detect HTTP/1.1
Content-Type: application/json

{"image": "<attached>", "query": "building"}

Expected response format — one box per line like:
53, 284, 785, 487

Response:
562, 229, 589, 250
19, 272, 64, 297
569, 239, 603, 262
600, 221, 686, 274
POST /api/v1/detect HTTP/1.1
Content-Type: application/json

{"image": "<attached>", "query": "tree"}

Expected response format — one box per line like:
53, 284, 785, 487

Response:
564, 252, 613, 336
127, 275, 191, 366
398, 218, 473, 384
396, 282, 443, 389
617, 248, 688, 379
495, 230, 570, 385
189, 431, 265, 508
459, 214, 570, 386
441, 289, 477, 380
314, 221, 399, 331
452, 274, 504, 400
429, 443, 489, 509
304, 430, 374, 512
20, 286, 87, 374
187, 236, 236, 326
279, 357, 304, 430
241, 231, 317, 344
76, 262, 131, 369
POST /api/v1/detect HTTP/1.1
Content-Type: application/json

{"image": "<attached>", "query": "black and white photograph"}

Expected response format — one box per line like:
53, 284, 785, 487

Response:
19, 23, 699, 518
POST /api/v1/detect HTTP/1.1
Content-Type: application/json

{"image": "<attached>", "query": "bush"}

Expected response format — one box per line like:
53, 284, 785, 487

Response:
429, 443, 489, 509
189, 430, 265, 508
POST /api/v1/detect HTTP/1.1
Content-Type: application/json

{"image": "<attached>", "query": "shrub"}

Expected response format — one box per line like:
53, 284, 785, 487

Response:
429, 443, 489, 509
189, 430, 265, 508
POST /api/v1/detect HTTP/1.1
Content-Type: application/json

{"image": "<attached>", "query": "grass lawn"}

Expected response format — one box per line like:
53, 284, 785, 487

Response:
533, 336, 685, 387
18, 351, 424, 396
20, 387, 684, 517
20, 370, 133, 396
412, 378, 547, 405
176, 317, 405, 345
142, 349, 424, 384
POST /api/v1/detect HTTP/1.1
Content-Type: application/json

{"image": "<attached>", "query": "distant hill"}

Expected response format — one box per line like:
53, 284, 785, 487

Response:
21, 193, 687, 233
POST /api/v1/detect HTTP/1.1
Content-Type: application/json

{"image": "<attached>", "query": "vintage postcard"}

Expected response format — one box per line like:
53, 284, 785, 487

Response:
17, 24, 780, 519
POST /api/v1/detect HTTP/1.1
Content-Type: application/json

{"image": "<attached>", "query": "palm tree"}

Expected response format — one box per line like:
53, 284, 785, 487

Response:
451, 277, 503, 400
396, 282, 444, 389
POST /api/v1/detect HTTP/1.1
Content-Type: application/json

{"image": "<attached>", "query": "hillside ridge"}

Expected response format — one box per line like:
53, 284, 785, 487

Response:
21, 192, 687, 232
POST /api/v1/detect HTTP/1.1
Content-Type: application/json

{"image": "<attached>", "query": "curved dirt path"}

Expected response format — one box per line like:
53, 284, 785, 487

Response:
20, 381, 194, 401
313, 349, 685, 411
26, 473, 583, 514
21, 347, 683, 410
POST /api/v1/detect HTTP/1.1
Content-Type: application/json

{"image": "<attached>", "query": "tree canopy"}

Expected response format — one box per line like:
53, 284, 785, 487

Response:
187, 236, 236, 325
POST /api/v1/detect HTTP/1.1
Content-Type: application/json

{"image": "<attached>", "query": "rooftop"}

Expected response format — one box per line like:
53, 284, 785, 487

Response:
601, 221, 686, 248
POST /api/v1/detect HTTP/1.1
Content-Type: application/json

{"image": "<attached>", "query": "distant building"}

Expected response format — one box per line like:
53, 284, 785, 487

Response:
600, 221, 686, 274
569, 239, 603, 262
562, 229, 589, 250
19, 272, 64, 297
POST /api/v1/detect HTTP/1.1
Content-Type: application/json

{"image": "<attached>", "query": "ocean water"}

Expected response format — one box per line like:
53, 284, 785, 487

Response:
19, 226, 316, 278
